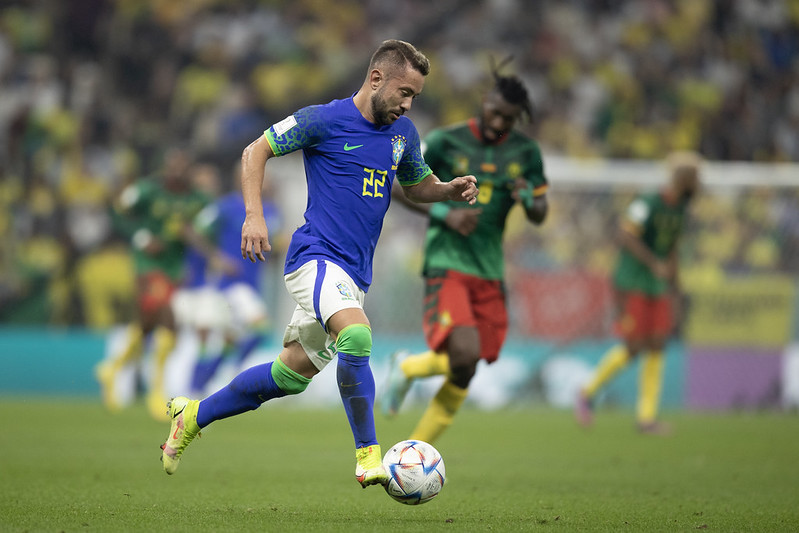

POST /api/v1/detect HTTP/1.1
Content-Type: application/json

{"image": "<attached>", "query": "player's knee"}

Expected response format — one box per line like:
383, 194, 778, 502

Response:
648, 337, 667, 352
449, 361, 477, 389
271, 357, 311, 395
335, 323, 372, 357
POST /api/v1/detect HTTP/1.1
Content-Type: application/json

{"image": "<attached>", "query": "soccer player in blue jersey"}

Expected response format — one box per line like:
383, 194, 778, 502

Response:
186, 164, 281, 395
160, 40, 478, 488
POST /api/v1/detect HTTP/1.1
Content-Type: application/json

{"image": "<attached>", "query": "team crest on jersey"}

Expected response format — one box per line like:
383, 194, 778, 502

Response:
336, 281, 355, 301
453, 155, 469, 175
391, 135, 406, 167
507, 162, 522, 179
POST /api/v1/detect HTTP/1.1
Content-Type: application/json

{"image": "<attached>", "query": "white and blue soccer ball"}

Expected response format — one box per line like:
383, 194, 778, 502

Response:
382, 440, 446, 505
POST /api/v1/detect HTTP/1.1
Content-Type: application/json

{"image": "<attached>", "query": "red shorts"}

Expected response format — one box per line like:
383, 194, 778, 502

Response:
422, 270, 508, 363
137, 271, 177, 314
615, 291, 672, 342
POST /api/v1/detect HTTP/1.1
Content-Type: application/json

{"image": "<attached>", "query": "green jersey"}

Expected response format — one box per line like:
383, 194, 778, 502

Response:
114, 178, 210, 281
613, 191, 687, 295
421, 119, 547, 280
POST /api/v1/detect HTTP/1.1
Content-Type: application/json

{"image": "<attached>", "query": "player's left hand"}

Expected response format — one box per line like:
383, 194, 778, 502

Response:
510, 177, 531, 202
449, 175, 479, 205
241, 214, 271, 262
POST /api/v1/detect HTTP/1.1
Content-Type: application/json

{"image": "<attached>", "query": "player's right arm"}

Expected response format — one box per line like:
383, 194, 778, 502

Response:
240, 135, 275, 263
241, 106, 328, 263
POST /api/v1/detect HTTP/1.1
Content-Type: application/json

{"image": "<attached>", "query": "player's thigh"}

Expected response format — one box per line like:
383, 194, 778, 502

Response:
617, 291, 650, 350
646, 295, 673, 350
422, 270, 475, 353
471, 280, 508, 363
283, 260, 366, 370
279, 341, 320, 378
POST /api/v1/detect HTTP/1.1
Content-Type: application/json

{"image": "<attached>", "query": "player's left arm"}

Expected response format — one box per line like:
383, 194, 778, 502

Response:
513, 178, 548, 225
396, 128, 477, 204
403, 172, 478, 205
514, 143, 548, 225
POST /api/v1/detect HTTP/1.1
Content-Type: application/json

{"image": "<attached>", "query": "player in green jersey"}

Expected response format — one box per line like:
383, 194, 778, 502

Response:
382, 61, 548, 444
96, 147, 210, 420
575, 151, 701, 434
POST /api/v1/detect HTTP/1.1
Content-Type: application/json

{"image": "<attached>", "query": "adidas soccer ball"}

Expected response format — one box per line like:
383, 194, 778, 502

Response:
382, 440, 446, 505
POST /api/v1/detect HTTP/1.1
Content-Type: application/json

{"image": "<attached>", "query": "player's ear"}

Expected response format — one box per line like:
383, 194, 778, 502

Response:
369, 68, 383, 90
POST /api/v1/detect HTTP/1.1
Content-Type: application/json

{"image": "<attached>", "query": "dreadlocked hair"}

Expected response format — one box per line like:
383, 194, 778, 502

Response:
490, 55, 534, 121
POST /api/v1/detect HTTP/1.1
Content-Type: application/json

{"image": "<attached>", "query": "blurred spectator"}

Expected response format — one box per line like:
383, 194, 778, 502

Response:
0, 0, 797, 330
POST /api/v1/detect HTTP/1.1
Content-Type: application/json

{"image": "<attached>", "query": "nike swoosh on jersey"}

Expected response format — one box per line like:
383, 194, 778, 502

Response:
343, 143, 364, 151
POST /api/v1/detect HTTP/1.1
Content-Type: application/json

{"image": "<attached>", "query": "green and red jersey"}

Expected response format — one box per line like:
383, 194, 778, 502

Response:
613, 191, 688, 295
114, 179, 210, 281
421, 118, 548, 280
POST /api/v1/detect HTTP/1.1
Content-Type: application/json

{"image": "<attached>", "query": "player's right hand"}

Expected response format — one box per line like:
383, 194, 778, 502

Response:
241, 215, 271, 262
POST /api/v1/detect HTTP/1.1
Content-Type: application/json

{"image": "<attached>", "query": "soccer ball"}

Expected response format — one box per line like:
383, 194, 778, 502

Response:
382, 440, 446, 505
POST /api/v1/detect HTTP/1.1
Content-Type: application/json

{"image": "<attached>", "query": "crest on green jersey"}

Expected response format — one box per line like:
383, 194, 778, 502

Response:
453, 155, 469, 175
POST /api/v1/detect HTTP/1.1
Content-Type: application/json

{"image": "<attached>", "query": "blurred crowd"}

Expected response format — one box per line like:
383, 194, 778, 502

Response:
1, 0, 798, 329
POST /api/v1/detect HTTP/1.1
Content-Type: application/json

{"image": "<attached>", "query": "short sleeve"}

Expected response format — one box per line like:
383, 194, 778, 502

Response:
193, 203, 220, 238
264, 105, 328, 156
396, 125, 432, 186
622, 197, 651, 235
421, 128, 446, 175
526, 142, 548, 196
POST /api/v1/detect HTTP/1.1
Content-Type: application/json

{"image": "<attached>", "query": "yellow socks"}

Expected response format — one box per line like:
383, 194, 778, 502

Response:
582, 344, 630, 399
409, 380, 468, 444
150, 327, 176, 394
400, 350, 450, 379
147, 327, 177, 421
637, 351, 664, 425
114, 324, 145, 370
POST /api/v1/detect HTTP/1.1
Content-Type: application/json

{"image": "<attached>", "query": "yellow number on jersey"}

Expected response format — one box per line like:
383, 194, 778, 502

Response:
362, 168, 388, 198
476, 181, 493, 204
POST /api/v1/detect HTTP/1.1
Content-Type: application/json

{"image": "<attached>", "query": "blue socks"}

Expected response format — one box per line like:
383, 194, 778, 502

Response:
196, 362, 285, 428
337, 352, 377, 448
235, 333, 264, 364
191, 334, 265, 394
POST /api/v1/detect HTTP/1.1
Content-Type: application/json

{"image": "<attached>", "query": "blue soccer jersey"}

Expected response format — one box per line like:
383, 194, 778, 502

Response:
264, 96, 432, 291
195, 192, 281, 290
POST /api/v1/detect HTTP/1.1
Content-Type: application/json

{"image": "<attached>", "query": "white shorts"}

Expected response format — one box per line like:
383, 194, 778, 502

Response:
282, 259, 365, 371
172, 287, 229, 330
222, 282, 268, 336
172, 283, 267, 334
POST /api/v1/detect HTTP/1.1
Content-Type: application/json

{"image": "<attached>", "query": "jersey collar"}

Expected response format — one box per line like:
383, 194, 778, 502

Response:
468, 117, 511, 146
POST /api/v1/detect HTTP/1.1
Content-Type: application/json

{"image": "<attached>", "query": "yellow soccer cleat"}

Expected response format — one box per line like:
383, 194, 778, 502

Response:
355, 444, 388, 488
160, 396, 201, 475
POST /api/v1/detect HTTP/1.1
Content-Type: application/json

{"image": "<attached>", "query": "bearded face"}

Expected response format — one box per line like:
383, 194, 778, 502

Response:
370, 87, 396, 126
367, 65, 425, 126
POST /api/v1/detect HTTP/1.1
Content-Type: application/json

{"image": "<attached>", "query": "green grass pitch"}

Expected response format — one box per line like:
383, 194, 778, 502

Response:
2, 399, 798, 532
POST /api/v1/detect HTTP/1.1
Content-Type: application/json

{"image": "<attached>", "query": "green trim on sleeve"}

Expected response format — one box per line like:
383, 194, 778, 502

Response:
263, 130, 281, 156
